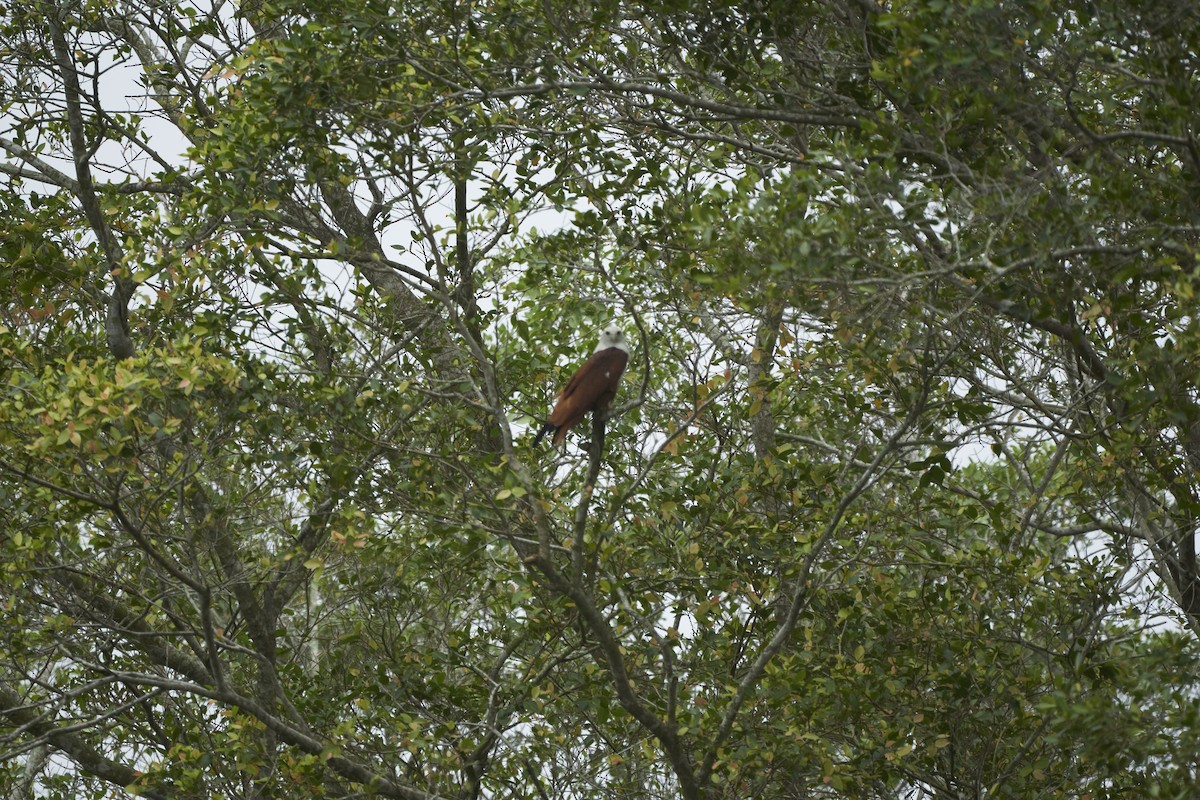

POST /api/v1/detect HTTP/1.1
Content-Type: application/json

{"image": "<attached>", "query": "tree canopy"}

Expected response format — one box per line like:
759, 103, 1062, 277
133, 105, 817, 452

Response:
3, 0, 1200, 798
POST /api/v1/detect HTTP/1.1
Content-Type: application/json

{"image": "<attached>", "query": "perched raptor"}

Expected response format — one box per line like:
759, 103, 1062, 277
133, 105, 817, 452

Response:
533, 325, 630, 446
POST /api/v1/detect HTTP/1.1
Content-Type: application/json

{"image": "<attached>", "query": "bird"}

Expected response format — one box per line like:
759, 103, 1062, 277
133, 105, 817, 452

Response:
533, 325, 630, 446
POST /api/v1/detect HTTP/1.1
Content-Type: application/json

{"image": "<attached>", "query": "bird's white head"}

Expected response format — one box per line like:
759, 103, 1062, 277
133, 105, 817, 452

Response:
595, 324, 630, 354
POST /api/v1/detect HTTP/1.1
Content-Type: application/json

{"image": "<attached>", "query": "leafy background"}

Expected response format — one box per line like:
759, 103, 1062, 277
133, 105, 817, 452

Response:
3, 1, 1200, 798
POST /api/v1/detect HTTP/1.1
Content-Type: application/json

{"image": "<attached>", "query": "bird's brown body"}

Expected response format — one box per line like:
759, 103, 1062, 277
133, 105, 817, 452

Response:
534, 327, 630, 446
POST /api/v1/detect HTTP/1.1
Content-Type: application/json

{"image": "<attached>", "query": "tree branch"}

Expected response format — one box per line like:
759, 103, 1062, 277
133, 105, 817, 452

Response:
46, 10, 136, 360
0, 680, 169, 800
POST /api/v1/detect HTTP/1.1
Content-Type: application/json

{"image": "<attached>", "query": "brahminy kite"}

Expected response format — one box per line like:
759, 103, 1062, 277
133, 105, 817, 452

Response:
533, 325, 630, 446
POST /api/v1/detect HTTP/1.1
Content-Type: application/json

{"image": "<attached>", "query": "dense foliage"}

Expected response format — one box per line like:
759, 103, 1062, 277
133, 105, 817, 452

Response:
3, 1, 1200, 798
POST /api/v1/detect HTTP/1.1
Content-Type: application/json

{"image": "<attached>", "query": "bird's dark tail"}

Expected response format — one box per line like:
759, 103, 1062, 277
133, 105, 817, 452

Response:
532, 422, 558, 447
